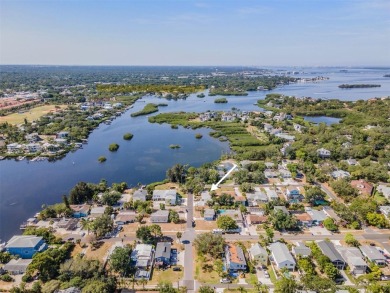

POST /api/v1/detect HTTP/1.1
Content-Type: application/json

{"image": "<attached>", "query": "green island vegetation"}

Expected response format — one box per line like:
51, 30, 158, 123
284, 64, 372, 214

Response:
210, 88, 248, 96
197, 93, 205, 98
97, 84, 205, 96
108, 143, 119, 152
123, 132, 134, 140
130, 103, 159, 117
98, 156, 106, 162
169, 144, 181, 149
214, 98, 228, 103
195, 133, 203, 139
338, 84, 381, 88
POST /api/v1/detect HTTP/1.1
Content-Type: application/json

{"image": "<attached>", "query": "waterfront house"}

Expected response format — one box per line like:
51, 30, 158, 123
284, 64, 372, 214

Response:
337, 246, 367, 275
152, 190, 177, 205
151, 210, 169, 223
292, 242, 311, 258
7, 143, 22, 153
317, 241, 345, 270
317, 148, 331, 158
26, 143, 41, 153
133, 189, 147, 202
115, 211, 136, 225
5, 235, 47, 259
70, 204, 90, 218
263, 123, 273, 133
57, 218, 79, 231
351, 180, 374, 196
269, 242, 296, 271
155, 242, 171, 267
377, 184, 390, 200
3, 259, 32, 275
249, 243, 268, 265
359, 245, 386, 266
204, 209, 215, 221
225, 244, 247, 272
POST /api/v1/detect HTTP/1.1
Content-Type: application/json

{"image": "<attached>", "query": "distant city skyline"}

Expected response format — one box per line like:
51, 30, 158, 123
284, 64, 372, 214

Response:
1, 0, 389, 66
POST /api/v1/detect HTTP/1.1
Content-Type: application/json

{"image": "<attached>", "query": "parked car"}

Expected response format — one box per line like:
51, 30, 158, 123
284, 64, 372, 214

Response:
181, 240, 190, 244
264, 271, 270, 278
173, 267, 181, 271
220, 278, 231, 284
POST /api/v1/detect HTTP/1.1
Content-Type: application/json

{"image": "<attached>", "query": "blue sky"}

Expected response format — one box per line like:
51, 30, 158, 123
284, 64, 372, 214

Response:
1, 0, 389, 66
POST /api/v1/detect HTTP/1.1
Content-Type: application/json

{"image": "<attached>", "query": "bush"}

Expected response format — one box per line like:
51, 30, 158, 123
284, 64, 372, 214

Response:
195, 133, 203, 139
1, 274, 14, 282
123, 133, 133, 140
98, 156, 106, 163
108, 143, 119, 152
214, 98, 228, 103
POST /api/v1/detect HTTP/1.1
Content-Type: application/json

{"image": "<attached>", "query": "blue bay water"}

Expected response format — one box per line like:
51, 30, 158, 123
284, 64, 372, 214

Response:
1, 66, 389, 241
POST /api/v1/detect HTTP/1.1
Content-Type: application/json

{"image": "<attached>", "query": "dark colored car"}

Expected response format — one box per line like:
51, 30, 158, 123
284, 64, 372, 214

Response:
173, 267, 181, 271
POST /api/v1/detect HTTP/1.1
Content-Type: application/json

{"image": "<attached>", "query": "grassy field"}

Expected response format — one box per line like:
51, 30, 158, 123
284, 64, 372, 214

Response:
0, 105, 67, 124
149, 266, 183, 285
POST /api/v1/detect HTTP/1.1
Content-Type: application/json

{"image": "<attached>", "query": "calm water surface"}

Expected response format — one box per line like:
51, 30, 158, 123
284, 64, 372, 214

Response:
1, 66, 389, 241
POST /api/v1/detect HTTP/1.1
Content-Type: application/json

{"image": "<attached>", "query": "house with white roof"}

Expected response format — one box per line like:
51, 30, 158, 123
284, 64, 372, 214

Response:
151, 210, 169, 223
131, 244, 154, 279
249, 243, 268, 265
265, 188, 279, 201
317, 148, 331, 158
3, 259, 33, 275
152, 190, 177, 205
269, 242, 296, 271
331, 170, 351, 179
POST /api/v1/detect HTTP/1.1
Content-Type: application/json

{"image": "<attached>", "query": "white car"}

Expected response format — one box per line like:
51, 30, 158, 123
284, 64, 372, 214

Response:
220, 278, 231, 283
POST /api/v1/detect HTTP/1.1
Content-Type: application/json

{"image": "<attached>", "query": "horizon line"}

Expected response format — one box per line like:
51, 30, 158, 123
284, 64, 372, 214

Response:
1, 64, 390, 68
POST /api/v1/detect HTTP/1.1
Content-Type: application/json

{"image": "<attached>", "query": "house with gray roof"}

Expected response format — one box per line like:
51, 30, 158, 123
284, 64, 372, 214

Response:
155, 242, 171, 267
249, 243, 268, 265
317, 241, 345, 269
337, 246, 367, 275
3, 258, 32, 274
246, 191, 268, 206
359, 245, 386, 266
305, 207, 327, 225
5, 235, 47, 259
152, 190, 177, 205
265, 188, 279, 201
133, 189, 147, 202
269, 242, 296, 271
377, 184, 390, 200
201, 191, 212, 202
151, 210, 169, 223
292, 242, 311, 258
204, 209, 215, 221
274, 206, 289, 215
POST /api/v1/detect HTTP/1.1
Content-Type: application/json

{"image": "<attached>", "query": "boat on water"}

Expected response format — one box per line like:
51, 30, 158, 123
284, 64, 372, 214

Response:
0, 156, 5, 160
16, 156, 25, 161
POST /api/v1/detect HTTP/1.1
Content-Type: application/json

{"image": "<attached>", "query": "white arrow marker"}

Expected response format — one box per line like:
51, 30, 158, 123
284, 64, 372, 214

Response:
210, 164, 237, 191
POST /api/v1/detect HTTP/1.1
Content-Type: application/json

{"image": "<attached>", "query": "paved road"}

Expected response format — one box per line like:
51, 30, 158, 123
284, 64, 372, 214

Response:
182, 193, 195, 291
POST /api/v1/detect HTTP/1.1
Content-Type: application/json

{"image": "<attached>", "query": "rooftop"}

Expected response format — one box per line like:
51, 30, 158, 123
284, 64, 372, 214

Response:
6, 235, 44, 248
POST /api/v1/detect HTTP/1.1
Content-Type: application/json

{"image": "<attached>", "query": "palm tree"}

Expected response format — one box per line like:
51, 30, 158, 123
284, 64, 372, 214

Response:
254, 281, 269, 293
130, 275, 138, 290
238, 286, 247, 293
80, 218, 91, 235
